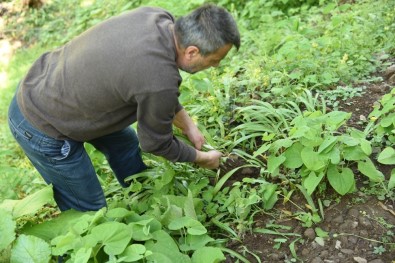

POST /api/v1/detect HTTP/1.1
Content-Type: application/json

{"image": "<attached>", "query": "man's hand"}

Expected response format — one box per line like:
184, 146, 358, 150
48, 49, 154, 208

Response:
173, 109, 205, 149
194, 150, 222, 169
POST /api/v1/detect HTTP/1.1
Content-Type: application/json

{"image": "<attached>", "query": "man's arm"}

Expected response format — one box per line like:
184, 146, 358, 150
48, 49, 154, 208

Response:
173, 109, 222, 169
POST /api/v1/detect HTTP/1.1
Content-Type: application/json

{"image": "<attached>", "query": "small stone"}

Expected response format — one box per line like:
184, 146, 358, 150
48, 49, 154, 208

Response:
311, 257, 324, 263
368, 259, 384, 263
332, 215, 344, 224
241, 167, 254, 174
389, 74, 395, 85
320, 250, 329, 258
348, 236, 359, 244
358, 216, 372, 229
354, 257, 367, 263
340, 248, 354, 255
385, 64, 395, 77
301, 248, 310, 256
347, 208, 359, 218
304, 228, 316, 240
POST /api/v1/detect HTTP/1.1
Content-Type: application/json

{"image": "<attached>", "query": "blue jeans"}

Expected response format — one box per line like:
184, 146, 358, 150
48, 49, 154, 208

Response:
8, 94, 147, 211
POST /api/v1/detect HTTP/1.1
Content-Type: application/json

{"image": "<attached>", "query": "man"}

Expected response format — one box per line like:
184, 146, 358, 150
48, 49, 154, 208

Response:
7, 4, 240, 212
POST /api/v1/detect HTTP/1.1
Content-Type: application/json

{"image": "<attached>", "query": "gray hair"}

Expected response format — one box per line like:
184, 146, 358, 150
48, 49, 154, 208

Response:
174, 4, 240, 56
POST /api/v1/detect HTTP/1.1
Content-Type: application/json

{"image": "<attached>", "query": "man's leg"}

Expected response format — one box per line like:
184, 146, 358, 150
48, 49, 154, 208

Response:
8, 95, 106, 211
88, 127, 147, 187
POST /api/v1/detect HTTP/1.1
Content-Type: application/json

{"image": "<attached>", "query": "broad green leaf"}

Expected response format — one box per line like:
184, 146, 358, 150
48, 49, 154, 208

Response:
191, 247, 225, 263
106, 207, 132, 218
389, 169, 395, 190
359, 139, 372, 156
184, 190, 197, 219
325, 111, 351, 129
267, 154, 286, 174
118, 244, 146, 262
283, 142, 303, 169
22, 210, 91, 241
0, 185, 53, 218
328, 147, 341, 164
168, 217, 207, 235
380, 113, 395, 127
130, 220, 153, 241
145, 230, 191, 263
73, 247, 92, 263
270, 138, 294, 153
301, 147, 326, 171
91, 221, 132, 255
377, 147, 395, 165
303, 171, 324, 195
0, 209, 16, 250
179, 234, 214, 252
327, 166, 354, 195
315, 227, 329, 238
340, 135, 359, 146
343, 146, 368, 161
358, 159, 385, 182
10, 235, 51, 263
317, 136, 338, 154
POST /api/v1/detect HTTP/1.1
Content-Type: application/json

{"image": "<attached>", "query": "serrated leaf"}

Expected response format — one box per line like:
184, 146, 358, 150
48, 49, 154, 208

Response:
10, 235, 51, 263
377, 147, 395, 165
191, 246, 225, 263
327, 166, 354, 195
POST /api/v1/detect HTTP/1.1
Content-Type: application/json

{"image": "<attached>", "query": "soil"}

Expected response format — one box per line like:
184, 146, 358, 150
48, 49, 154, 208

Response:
221, 64, 395, 262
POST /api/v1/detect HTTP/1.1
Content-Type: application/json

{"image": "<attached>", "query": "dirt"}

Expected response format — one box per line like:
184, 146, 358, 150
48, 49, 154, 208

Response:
221, 64, 395, 262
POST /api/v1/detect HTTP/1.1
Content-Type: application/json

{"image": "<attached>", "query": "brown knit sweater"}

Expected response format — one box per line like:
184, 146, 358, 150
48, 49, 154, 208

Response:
17, 6, 196, 162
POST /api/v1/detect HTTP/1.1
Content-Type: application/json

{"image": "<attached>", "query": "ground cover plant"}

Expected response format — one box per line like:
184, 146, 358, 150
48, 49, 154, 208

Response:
0, 0, 394, 262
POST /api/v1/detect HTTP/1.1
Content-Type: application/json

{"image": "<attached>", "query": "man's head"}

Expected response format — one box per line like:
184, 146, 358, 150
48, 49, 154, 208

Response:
174, 4, 240, 73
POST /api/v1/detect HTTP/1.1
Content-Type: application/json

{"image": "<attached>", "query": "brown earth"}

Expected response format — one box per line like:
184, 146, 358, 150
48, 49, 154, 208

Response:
222, 64, 395, 263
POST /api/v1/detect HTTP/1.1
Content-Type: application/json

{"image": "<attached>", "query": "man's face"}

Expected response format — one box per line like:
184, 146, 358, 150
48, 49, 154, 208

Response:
178, 44, 233, 74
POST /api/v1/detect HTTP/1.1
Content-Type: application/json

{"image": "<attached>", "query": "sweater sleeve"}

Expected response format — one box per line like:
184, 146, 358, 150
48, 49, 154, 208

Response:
135, 90, 196, 162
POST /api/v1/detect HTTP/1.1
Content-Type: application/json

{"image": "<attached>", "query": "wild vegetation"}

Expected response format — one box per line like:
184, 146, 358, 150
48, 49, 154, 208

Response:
0, 0, 394, 262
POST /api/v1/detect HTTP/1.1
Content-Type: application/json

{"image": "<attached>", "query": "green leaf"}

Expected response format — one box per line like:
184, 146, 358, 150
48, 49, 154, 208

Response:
106, 207, 132, 218
90, 221, 132, 255
317, 136, 338, 154
301, 147, 326, 171
168, 217, 207, 235
145, 230, 191, 263
377, 147, 395, 165
380, 113, 395, 127
21, 209, 89, 241
315, 227, 329, 238
10, 235, 51, 263
343, 146, 368, 161
0, 185, 53, 218
0, 209, 16, 250
73, 247, 92, 263
191, 247, 225, 263
389, 169, 395, 190
267, 154, 286, 174
358, 159, 385, 182
283, 142, 303, 169
303, 171, 324, 195
179, 234, 214, 252
327, 165, 354, 195
359, 139, 372, 156
118, 244, 146, 262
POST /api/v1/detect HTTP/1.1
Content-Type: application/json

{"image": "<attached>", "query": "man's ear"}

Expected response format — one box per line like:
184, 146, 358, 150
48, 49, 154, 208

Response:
184, 46, 200, 60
